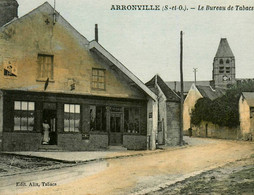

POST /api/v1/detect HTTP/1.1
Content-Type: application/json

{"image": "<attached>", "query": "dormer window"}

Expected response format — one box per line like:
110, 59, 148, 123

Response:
219, 59, 223, 64
226, 59, 230, 64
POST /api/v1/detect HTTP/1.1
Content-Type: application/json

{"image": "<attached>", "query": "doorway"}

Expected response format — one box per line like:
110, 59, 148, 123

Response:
109, 113, 123, 145
42, 103, 57, 145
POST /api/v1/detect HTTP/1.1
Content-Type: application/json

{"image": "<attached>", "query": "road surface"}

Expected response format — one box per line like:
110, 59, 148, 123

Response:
0, 137, 253, 195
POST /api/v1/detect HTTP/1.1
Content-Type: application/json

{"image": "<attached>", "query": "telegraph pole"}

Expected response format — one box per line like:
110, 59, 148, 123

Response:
193, 68, 198, 84
179, 31, 184, 145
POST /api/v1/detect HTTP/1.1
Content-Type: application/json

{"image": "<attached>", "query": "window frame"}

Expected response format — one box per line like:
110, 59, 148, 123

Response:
91, 68, 106, 90
64, 104, 81, 133
124, 107, 141, 134
13, 101, 35, 132
37, 54, 54, 81
89, 105, 107, 132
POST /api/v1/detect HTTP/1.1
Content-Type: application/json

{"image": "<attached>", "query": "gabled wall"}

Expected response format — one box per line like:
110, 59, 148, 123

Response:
239, 95, 253, 140
183, 84, 203, 132
0, 3, 146, 100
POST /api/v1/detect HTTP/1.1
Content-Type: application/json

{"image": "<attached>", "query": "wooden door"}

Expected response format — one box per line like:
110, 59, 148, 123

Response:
109, 113, 123, 145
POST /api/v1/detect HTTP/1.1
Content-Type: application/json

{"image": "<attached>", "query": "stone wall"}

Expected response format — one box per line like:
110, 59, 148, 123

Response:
165, 102, 180, 146
2, 132, 41, 151
58, 133, 108, 151
193, 121, 239, 140
123, 135, 147, 150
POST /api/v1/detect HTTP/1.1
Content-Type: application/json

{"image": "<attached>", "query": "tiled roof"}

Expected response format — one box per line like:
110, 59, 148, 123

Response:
166, 81, 211, 93
196, 85, 225, 100
242, 92, 254, 107
146, 75, 180, 102
215, 38, 234, 58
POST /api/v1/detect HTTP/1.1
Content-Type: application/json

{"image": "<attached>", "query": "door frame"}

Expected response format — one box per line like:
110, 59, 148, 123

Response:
109, 111, 123, 146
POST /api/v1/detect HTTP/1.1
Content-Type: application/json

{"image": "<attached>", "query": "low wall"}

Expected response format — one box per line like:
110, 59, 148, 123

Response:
2, 132, 41, 151
123, 134, 147, 150
58, 133, 108, 151
193, 121, 239, 140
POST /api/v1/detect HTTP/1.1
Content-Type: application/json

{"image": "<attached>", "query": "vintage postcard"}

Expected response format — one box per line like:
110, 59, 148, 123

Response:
0, 0, 253, 194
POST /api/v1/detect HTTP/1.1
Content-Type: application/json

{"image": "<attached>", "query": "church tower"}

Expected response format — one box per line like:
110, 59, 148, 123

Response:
0, 0, 19, 27
212, 38, 236, 89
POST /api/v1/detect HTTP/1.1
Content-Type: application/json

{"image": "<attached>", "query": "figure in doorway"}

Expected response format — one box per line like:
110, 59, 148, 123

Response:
42, 119, 50, 144
188, 127, 193, 137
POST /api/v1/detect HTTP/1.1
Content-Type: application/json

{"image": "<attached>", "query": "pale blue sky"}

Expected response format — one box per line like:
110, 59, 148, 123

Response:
17, 0, 254, 82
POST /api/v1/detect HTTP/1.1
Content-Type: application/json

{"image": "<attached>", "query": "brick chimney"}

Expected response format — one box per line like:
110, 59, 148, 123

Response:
95, 24, 98, 42
0, 0, 19, 27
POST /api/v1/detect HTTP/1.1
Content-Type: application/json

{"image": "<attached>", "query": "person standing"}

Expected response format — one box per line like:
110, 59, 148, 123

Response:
42, 120, 50, 144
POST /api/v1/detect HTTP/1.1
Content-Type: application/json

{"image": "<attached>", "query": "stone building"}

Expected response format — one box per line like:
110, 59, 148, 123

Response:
167, 38, 236, 93
146, 75, 181, 146
212, 38, 236, 89
0, 1, 158, 151
239, 92, 254, 141
183, 84, 225, 132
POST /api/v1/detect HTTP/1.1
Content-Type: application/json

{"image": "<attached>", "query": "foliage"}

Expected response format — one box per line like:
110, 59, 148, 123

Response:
191, 80, 254, 127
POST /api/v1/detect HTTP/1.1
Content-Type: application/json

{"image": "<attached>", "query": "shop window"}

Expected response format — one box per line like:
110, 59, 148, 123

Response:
64, 104, 80, 132
37, 54, 54, 80
92, 68, 105, 90
90, 106, 106, 131
124, 107, 140, 134
219, 59, 223, 64
14, 101, 35, 131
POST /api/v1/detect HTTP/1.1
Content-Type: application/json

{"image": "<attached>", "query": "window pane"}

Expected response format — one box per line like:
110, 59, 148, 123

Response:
69, 119, 75, 132
21, 117, 28, 130
22, 102, 28, 110
99, 70, 104, 76
28, 102, 35, 111
64, 119, 69, 132
75, 105, 80, 113
64, 104, 69, 113
14, 117, 21, 130
14, 101, 21, 110
28, 117, 34, 131
70, 104, 75, 113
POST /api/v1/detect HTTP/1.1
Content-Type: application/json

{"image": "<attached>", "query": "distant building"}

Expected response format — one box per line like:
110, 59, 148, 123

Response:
0, 1, 158, 151
166, 38, 237, 93
183, 84, 225, 132
213, 38, 236, 89
146, 75, 181, 146
239, 92, 254, 141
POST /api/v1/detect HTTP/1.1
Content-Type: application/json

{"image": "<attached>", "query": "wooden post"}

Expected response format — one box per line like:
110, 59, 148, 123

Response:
179, 31, 184, 145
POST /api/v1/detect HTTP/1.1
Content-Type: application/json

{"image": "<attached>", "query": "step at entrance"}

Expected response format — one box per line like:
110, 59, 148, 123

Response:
39, 145, 62, 152
108, 146, 127, 151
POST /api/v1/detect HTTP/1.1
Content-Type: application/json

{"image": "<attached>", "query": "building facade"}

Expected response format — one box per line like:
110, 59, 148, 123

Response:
239, 92, 254, 141
0, 2, 158, 151
146, 75, 181, 146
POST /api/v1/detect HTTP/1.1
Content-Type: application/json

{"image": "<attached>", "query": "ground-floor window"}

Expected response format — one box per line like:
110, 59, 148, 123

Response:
124, 107, 140, 134
90, 105, 106, 131
14, 101, 35, 131
64, 104, 80, 132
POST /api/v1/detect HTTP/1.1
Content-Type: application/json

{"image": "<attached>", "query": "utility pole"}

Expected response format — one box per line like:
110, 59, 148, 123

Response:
193, 68, 198, 84
179, 31, 184, 145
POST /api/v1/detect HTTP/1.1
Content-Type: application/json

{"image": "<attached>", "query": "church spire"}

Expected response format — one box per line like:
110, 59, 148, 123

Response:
215, 38, 234, 58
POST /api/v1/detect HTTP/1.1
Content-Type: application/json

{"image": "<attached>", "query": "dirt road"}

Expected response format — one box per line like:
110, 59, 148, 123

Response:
0, 137, 253, 195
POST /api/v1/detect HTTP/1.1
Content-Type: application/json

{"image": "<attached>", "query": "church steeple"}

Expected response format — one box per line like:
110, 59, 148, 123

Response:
213, 38, 236, 89
0, 0, 19, 27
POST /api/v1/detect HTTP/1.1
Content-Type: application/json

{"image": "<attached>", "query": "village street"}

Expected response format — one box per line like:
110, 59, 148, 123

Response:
0, 137, 253, 195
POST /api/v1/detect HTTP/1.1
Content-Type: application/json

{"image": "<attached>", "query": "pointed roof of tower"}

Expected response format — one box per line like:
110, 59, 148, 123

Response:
215, 38, 234, 58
